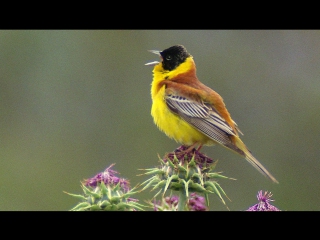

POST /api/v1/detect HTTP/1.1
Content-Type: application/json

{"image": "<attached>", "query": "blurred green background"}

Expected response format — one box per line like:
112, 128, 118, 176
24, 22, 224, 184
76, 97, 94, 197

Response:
1, 30, 319, 211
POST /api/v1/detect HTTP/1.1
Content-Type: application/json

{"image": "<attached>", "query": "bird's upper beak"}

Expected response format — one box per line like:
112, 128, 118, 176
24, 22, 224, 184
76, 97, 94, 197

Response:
145, 50, 161, 66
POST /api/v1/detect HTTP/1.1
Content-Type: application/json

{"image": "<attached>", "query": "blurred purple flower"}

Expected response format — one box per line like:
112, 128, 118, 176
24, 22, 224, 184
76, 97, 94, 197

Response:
153, 193, 208, 211
188, 193, 208, 211
247, 190, 280, 211
165, 195, 179, 207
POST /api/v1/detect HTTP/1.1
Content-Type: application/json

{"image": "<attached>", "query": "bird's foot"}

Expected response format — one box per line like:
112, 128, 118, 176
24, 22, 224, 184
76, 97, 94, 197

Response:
174, 145, 197, 157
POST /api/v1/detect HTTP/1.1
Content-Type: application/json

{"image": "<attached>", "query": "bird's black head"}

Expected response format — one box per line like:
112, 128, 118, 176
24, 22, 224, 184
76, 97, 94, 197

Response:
160, 45, 191, 71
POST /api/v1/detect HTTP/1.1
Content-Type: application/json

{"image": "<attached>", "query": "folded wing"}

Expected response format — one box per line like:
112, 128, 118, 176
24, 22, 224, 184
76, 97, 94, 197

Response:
166, 94, 237, 147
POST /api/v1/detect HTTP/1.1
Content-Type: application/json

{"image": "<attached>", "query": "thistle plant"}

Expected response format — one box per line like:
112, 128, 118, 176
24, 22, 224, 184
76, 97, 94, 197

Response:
64, 164, 145, 211
139, 145, 236, 211
65, 146, 280, 211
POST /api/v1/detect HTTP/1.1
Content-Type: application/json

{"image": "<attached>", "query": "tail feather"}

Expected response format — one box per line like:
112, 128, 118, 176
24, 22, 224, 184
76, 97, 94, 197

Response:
244, 151, 278, 183
233, 137, 279, 183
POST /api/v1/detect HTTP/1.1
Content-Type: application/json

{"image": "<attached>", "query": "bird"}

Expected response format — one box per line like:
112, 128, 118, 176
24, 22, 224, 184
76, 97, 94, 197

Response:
145, 44, 278, 183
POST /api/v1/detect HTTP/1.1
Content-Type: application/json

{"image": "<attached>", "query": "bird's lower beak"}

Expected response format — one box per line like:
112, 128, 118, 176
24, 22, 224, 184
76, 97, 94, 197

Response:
145, 61, 159, 66
145, 49, 161, 66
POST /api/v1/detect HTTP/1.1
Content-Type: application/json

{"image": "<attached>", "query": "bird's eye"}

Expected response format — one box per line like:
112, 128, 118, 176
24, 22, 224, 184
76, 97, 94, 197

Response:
166, 55, 172, 61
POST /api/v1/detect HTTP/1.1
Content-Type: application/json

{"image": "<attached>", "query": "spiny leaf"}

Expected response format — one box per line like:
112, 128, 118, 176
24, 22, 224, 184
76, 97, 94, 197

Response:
207, 172, 236, 180
151, 180, 167, 191
163, 175, 176, 197
138, 168, 164, 176
69, 202, 91, 211
204, 181, 226, 205
139, 176, 159, 191
213, 181, 231, 202
188, 181, 207, 193
152, 188, 163, 199
191, 172, 203, 185
63, 191, 87, 201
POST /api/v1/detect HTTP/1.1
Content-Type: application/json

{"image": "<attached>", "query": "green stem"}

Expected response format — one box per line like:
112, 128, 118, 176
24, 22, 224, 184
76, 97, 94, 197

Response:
177, 191, 187, 211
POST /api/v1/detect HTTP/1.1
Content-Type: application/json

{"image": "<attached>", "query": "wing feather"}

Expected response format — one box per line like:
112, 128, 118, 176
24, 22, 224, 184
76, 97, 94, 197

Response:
166, 94, 237, 146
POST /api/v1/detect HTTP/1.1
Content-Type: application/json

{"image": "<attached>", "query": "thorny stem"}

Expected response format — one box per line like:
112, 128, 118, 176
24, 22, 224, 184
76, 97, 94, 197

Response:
177, 191, 187, 211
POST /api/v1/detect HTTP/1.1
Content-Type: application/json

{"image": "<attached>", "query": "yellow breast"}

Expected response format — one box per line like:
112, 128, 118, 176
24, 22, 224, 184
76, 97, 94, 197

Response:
151, 85, 213, 146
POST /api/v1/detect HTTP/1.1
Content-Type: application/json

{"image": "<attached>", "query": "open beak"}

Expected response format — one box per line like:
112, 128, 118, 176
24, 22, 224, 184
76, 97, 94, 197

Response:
145, 49, 161, 66
148, 50, 161, 56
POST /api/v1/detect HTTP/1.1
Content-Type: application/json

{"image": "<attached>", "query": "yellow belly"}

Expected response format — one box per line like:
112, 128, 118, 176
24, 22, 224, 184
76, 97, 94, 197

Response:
151, 87, 214, 146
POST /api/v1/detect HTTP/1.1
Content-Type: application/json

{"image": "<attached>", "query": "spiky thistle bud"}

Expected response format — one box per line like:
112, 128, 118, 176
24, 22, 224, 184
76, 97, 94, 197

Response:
139, 146, 235, 210
64, 164, 145, 211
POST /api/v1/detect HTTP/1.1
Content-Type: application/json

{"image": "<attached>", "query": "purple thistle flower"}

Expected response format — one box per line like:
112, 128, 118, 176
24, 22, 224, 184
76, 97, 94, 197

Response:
66, 164, 145, 210
247, 190, 280, 211
83, 164, 130, 192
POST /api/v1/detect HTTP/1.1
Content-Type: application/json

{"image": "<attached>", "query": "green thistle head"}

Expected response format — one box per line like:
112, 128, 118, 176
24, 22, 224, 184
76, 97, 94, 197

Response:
139, 146, 235, 209
65, 164, 145, 211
